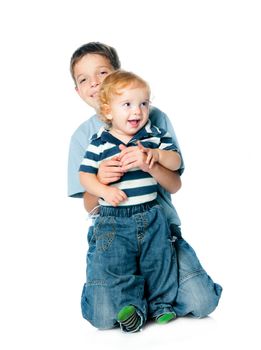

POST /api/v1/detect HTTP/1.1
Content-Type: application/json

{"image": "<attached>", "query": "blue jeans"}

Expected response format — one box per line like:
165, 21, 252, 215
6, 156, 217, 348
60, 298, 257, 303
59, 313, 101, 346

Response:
81, 201, 178, 330
170, 224, 222, 317
81, 211, 223, 329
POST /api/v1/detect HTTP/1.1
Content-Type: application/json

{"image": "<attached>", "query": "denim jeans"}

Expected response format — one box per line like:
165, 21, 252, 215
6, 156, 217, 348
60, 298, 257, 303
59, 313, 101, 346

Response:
81, 210, 223, 330
81, 201, 178, 330
170, 224, 222, 317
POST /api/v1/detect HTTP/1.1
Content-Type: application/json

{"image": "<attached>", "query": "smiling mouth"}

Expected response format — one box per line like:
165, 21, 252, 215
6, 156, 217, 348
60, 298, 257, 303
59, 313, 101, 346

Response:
90, 91, 99, 98
128, 119, 140, 127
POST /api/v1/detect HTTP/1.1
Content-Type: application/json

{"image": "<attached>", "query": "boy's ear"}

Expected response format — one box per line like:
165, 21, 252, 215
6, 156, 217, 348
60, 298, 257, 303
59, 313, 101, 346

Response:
75, 86, 81, 97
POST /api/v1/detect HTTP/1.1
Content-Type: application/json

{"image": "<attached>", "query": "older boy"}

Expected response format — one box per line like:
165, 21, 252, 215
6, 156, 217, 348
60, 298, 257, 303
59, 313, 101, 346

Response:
68, 42, 222, 327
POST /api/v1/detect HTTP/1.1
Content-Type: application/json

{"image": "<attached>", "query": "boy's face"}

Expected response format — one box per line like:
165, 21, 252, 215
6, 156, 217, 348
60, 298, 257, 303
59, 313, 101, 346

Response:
107, 86, 150, 139
74, 54, 114, 110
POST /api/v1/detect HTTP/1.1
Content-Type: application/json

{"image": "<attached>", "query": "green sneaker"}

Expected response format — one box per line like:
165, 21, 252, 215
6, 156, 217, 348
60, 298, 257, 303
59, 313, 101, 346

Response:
117, 305, 141, 333
117, 305, 136, 322
156, 312, 176, 324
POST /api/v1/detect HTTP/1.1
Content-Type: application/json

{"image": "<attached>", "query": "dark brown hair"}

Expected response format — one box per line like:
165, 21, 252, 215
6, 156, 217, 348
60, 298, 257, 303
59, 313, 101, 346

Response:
70, 42, 121, 84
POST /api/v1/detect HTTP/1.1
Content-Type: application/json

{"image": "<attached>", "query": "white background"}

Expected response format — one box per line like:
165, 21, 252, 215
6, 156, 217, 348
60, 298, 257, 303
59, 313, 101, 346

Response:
1, 0, 260, 349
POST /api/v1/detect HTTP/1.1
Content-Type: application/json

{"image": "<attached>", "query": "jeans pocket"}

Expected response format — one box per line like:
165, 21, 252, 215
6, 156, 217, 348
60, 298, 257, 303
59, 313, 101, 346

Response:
94, 216, 116, 253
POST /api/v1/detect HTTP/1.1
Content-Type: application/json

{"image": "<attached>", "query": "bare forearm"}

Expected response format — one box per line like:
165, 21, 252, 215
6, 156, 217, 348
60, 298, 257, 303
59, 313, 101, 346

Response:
83, 191, 99, 213
79, 172, 108, 199
158, 150, 181, 171
149, 164, 182, 193
80, 171, 127, 208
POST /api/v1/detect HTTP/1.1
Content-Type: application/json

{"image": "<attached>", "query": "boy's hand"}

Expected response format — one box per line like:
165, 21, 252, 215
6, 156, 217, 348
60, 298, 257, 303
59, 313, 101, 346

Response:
97, 156, 124, 185
138, 141, 160, 169
118, 142, 159, 172
118, 144, 149, 172
102, 186, 127, 207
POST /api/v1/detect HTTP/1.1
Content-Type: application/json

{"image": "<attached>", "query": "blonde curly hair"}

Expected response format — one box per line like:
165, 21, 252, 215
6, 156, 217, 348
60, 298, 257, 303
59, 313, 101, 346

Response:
98, 70, 150, 124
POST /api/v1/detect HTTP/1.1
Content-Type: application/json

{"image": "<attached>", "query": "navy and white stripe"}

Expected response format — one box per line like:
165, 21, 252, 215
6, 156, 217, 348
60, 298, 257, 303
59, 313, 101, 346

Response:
79, 120, 180, 206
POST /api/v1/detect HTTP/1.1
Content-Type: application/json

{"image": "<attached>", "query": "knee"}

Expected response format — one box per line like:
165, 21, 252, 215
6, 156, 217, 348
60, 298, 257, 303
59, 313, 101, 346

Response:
175, 274, 222, 318
191, 296, 218, 318
189, 280, 223, 318
81, 283, 118, 330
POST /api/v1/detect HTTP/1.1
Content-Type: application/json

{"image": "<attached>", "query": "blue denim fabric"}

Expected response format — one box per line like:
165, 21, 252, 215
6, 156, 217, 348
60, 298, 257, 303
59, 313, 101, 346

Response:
81, 201, 178, 330
81, 216, 222, 329
170, 224, 222, 317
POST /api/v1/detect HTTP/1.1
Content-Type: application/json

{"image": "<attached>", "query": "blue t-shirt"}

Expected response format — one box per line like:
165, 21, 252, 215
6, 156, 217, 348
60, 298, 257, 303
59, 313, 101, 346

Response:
68, 106, 184, 225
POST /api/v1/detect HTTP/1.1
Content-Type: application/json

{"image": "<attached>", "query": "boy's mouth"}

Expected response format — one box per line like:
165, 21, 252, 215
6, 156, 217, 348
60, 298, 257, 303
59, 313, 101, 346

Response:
128, 119, 140, 127
90, 91, 99, 98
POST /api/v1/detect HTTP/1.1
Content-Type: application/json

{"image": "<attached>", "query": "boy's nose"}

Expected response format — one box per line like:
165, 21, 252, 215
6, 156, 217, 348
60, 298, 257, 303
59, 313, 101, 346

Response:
90, 76, 100, 87
133, 106, 141, 115
90, 80, 99, 88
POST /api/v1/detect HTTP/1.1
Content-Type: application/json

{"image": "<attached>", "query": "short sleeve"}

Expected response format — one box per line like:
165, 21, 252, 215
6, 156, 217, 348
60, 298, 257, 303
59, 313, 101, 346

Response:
79, 143, 99, 174
67, 116, 103, 198
149, 107, 185, 175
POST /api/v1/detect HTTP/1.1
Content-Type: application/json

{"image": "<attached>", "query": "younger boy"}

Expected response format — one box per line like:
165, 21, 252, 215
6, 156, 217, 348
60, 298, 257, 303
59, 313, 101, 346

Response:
79, 70, 181, 332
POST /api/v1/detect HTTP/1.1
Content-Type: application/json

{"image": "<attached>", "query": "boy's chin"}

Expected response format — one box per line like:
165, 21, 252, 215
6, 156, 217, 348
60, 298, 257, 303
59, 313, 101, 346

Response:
85, 98, 99, 111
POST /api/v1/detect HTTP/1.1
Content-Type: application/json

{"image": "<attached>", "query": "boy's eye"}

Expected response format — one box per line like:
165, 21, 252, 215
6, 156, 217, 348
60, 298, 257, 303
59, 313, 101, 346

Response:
99, 70, 109, 77
79, 78, 87, 84
140, 101, 150, 109
123, 102, 131, 108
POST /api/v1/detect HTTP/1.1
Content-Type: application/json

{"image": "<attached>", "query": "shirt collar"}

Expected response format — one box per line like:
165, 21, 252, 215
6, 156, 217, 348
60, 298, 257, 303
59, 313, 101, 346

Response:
92, 120, 153, 145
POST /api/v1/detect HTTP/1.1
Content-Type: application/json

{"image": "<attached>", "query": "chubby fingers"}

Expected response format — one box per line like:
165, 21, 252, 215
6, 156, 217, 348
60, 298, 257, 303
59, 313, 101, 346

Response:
111, 189, 127, 206
98, 158, 124, 184
146, 151, 153, 166
118, 144, 127, 152
117, 146, 136, 161
137, 141, 147, 152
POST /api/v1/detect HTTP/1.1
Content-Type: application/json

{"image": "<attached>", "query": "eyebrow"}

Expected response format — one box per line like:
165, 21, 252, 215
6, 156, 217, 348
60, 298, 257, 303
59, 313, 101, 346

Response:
119, 98, 150, 104
97, 65, 111, 70
76, 74, 85, 80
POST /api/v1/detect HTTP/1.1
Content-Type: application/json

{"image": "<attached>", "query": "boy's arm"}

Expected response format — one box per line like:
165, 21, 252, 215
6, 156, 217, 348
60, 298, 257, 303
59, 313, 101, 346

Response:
149, 165, 181, 194
68, 132, 89, 198
79, 172, 127, 207
158, 149, 181, 170
83, 192, 99, 213
79, 172, 108, 198
119, 143, 181, 172
83, 157, 124, 212
118, 144, 181, 193
145, 147, 181, 171
138, 142, 182, 193
149, 107, 185, 175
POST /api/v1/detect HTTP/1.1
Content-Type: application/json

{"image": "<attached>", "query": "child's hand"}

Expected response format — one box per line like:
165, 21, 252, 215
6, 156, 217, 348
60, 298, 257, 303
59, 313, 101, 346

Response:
118, 142, 159, 172
118, 143, 150, 172
102, 186, 127, 207
138, 142, 160, 169
97, 156, 124, 185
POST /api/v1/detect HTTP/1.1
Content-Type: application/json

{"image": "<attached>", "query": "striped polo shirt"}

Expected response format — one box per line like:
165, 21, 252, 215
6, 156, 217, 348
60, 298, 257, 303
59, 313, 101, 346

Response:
79, 120, 179, 206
